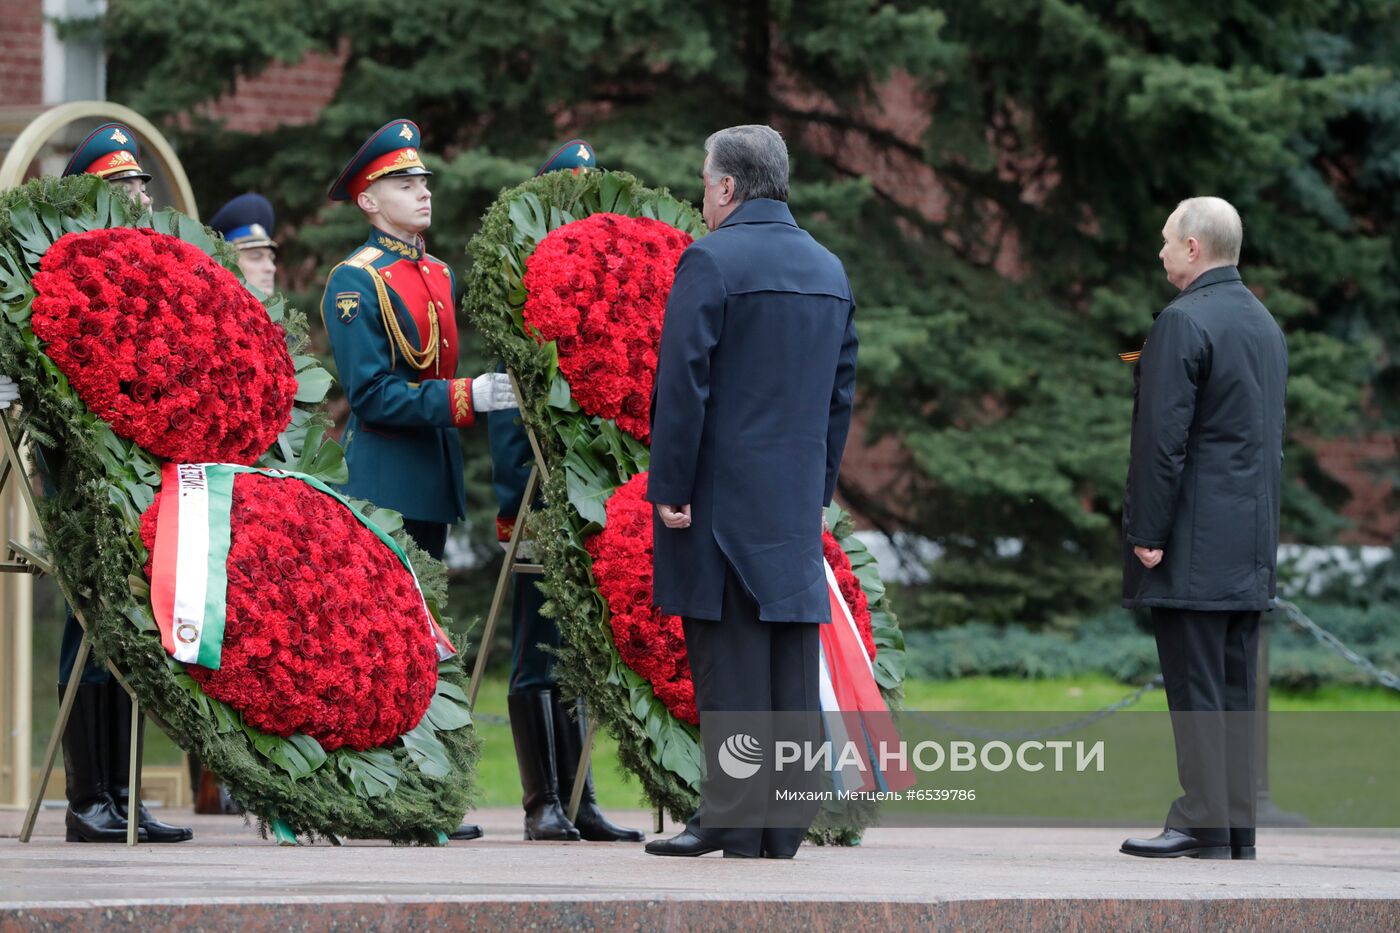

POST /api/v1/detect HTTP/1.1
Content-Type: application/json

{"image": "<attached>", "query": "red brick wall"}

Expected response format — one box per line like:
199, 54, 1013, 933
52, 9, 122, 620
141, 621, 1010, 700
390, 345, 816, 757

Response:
1314, 435, 1399, 543
198, 49, 345, 132
0, 0, 44, 107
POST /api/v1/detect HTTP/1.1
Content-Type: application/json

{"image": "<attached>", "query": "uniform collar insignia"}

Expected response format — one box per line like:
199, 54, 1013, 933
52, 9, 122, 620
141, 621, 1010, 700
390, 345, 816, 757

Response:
373, 230, 422, 260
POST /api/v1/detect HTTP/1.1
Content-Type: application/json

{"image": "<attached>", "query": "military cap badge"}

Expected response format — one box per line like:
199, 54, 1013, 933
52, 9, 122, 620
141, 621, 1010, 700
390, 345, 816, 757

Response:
62, 122, 152, 183
328, 119, 433, 202
536, 138, 597, 176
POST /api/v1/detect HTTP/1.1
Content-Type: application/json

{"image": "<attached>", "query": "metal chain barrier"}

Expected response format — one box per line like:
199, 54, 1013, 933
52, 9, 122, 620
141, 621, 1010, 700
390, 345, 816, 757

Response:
469, 601, 1396, 743
907, 675, 1165, 743
1275, 598, 1400, 693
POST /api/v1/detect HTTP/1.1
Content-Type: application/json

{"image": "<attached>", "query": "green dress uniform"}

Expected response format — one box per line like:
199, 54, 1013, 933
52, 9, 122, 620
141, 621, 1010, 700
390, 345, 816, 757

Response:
323, 120, 480, 560
489, 139, 643, 843
323, 119, 484, 842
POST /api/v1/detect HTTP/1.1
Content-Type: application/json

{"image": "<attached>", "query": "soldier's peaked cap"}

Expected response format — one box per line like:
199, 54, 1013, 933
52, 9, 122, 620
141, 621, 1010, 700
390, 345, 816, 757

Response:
329, 119, 433, 202
209, 193, 278, 251
536, 139, 597, 176
63, 122, 151, 183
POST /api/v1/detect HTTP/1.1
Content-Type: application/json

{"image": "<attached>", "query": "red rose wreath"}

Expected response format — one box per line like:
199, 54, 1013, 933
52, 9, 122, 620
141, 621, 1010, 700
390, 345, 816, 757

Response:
31, 227, 298, 464
139, 473, 439, 751
521, 213, 691, 442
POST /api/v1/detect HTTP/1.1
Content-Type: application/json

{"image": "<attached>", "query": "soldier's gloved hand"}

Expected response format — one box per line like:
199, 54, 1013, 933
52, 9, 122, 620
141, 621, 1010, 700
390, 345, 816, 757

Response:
471, 373, 518, 413
0, 375, 18, 411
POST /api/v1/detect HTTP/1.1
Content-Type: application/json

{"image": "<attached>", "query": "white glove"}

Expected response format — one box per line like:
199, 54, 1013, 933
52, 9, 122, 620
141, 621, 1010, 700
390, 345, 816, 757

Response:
471, 373, 518, 413
0, 375, 18, 411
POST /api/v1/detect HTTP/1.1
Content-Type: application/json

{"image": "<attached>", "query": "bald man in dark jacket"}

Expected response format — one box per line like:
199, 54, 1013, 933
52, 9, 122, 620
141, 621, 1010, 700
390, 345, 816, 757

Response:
1121, 197, 1288, 861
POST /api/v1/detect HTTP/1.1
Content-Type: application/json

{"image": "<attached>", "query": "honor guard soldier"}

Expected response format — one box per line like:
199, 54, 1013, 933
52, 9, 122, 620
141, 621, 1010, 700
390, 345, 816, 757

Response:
323, 119, 515, 842
486, 139, 643, 843
46, 123, 192, 843
209, 193, 278, 296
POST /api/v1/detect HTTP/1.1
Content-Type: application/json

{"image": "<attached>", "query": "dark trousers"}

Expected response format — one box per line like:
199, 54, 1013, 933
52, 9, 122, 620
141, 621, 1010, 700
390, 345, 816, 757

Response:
40, 443, 108, 689
1152, 607, 1259, 846
402, 519, 449, 561
509, 574, 560, 692
59, 606, 110, 687
682, 563, 822, 858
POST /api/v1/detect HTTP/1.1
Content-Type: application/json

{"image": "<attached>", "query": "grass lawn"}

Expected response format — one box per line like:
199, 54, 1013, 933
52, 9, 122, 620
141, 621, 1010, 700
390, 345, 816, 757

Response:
29, 671, 1399, 816
900, 673, 1400, 712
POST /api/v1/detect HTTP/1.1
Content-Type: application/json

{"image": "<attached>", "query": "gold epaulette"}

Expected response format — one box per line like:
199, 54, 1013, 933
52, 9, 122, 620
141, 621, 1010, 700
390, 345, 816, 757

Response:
315, 248, 385, 333
345, 246, 385, 269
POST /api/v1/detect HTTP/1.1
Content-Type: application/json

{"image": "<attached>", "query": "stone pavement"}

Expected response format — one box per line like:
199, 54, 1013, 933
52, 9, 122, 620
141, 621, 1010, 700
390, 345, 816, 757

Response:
2, 807, 1398, 931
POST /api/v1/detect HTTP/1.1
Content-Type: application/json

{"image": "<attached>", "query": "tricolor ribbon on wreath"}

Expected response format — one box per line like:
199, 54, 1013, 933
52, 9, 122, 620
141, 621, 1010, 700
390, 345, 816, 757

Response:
148, 462, 456, 669
819, 558, 915, 794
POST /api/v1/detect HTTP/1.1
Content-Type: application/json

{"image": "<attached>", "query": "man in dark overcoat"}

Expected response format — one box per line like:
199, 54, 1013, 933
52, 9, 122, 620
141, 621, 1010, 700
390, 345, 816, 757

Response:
1120, 196, 1288, 861
644, 124, 858, 859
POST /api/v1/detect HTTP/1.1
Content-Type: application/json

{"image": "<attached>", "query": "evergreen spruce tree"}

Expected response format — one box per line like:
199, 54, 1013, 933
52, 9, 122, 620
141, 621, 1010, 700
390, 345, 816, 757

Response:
97, 0, 1400, 627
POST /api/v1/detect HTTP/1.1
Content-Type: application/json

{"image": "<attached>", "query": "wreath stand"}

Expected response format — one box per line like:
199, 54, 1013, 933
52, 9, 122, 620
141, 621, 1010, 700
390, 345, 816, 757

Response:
0, 412, 150, 846
467, 373, 664, 833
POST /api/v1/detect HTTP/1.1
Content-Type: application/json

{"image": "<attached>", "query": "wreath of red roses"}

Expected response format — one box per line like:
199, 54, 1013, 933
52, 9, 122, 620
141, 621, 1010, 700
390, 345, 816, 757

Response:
139, 473, 438, 751
31, 227, 298, 464
585, 472, 698, 724
823, 532, 877, 660
586, 471, 876, 725
521, 213, 692, 442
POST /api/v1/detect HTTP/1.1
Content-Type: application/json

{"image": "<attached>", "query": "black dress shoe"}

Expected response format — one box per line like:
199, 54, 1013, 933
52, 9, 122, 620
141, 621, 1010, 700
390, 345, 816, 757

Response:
65, 799, 147, 843
570, 802, 644, 843
1120, 828, 1230, 859
60, 683, 146, 843
107, 684, 191, 843
449, 822, 483, 841
645, 828, 722, 857
1232, 845, 1256, 860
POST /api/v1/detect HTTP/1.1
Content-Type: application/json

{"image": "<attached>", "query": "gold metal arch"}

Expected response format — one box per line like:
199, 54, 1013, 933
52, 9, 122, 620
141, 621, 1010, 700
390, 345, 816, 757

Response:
0, 100, 199, 218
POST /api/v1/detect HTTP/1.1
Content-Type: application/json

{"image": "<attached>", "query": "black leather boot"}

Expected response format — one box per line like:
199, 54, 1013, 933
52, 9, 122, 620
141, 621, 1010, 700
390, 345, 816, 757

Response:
107, 682, 192, 843
508, 690, 580, 841
59, 684, 139, 843
550, 689, 644, 842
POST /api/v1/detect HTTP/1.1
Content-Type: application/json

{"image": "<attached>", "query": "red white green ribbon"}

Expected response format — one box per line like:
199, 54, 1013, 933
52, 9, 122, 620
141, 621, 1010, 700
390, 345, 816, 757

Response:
149, 463, 231, 667
149, 462, 456, 670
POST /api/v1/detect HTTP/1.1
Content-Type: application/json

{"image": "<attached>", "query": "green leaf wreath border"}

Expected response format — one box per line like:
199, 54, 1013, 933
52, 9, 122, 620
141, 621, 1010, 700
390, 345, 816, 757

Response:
465, 169, 906, 844
0, 175, 478, 845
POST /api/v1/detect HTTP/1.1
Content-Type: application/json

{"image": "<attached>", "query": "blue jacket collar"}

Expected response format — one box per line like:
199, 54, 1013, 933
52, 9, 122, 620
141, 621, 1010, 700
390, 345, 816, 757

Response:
717, 198, 797, 229
368, 227, 424, 261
